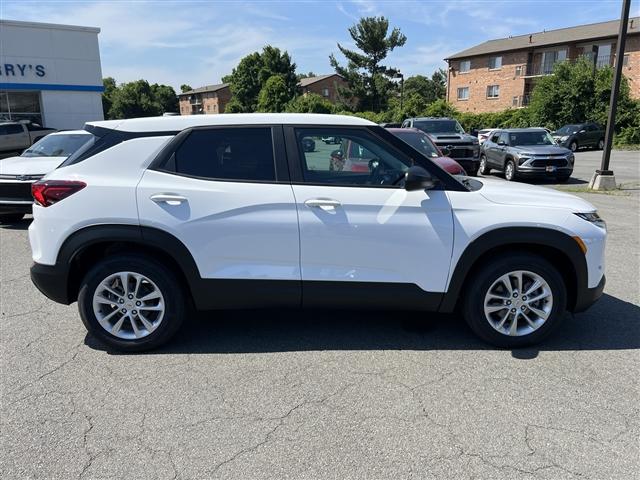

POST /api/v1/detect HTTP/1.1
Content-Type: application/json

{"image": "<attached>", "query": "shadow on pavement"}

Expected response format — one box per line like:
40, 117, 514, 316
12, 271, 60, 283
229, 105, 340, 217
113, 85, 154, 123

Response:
86, 293, 640, 357
0, 218, 31, 230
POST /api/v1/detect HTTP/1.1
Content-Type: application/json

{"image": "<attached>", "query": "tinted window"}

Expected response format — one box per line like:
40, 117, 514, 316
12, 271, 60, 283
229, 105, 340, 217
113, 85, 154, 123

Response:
413, 120, 464, 134
174, 128, 275, 182
490, 132, 501, 143
0, 124, 23, 134
295, 128, 409, 186
509, 131, 555, 146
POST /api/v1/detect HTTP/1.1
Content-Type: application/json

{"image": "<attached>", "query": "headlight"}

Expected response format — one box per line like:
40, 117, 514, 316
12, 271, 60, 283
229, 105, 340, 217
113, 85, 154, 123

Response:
574, 212, 606, 230
560, 136, 569, 141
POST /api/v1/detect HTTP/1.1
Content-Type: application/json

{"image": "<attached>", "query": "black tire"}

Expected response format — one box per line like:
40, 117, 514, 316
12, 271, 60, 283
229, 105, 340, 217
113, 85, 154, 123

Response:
504, 160, 516, 181
569, 140, 578, 152
479, 154, 491, 175
462, 253, 567, 348
0, 213, 25, 224
597, 138, 604, 150
78, 254, 186, 352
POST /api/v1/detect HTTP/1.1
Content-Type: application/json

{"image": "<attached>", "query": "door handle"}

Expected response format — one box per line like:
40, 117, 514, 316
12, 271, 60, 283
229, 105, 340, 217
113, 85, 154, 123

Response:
304, 198, 341, 209
150, 193, 187, 206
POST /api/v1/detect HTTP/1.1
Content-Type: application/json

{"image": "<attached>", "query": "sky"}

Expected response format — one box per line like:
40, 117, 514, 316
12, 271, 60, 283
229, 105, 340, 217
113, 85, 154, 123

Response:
1, 0, 638, 90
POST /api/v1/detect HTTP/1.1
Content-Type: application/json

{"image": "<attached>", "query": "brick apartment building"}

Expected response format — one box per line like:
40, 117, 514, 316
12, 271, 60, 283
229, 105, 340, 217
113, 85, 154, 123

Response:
445, 17, 640, 113
178, 83, 231, 115
298, 74, 347, 103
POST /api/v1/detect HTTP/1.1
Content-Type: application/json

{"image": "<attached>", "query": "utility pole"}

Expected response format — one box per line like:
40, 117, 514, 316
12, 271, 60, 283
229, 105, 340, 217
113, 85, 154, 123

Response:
589, 0, 631, 190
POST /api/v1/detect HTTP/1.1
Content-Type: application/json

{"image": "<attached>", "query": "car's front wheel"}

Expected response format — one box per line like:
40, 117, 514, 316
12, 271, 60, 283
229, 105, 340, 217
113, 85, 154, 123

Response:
504, 160, 516, 181
479, 155, 491, 175
570, 140, 578, 152
597, 138, 604, 150
78, 255, 186, 352
463, 253, 567, 348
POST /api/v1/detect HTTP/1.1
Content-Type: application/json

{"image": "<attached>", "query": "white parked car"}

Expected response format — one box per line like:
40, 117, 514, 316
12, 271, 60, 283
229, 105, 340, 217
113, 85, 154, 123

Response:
477, 129, 495, 145
0, 130, 93, 223
28, 114, 606, 351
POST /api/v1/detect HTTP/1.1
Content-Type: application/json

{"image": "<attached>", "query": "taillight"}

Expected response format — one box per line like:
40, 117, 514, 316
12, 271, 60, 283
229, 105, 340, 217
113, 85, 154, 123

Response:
32, 180, 86, 207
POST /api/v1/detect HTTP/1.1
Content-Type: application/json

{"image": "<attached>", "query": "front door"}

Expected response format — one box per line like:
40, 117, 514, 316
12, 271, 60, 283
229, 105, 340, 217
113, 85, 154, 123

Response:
286, 127, 454, 308
136, 125, 301, 307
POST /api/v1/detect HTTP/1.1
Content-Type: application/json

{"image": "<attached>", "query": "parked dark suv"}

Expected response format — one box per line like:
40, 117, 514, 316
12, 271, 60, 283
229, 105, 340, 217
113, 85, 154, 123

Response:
552, 122, 605, 152
480, 128, 574, 182
401, 117, 480, 175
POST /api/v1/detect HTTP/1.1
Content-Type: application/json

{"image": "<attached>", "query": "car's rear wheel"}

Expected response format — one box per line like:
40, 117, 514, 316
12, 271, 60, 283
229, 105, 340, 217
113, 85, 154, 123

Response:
0, 213, 25, 224
78, 255, 185, 352
479, 155, 491, 175
504, 160, 516, 181
570, 141, 578, 152
463, 253, 566, 348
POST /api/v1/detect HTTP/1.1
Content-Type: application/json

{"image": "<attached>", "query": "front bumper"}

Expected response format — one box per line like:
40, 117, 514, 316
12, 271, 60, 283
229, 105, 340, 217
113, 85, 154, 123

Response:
516, 166, 573, 177
455, 158, 480, 173
0, 200, 33, 214
573, 274, 605, 312
30, 262, 73, 305
0, 180, 35, 214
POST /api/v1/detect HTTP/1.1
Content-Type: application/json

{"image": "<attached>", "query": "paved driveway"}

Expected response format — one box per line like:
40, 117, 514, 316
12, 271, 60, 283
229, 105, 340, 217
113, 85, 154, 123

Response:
1, 151, 638, 479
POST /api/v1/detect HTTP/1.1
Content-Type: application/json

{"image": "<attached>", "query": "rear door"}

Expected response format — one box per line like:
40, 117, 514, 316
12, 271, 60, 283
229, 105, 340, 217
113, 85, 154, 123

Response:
136, 125, 301, 307
285, 126, 454, 307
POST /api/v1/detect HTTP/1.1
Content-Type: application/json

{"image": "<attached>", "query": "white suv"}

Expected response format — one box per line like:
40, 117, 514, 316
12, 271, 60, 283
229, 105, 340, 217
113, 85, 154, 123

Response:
28, 114, 606, 351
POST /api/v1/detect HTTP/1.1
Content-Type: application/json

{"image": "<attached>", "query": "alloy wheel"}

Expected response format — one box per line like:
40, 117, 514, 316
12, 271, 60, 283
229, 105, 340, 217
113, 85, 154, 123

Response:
483, 270, 553, 336
505, 162, 515, 181
92, 271, 165, 340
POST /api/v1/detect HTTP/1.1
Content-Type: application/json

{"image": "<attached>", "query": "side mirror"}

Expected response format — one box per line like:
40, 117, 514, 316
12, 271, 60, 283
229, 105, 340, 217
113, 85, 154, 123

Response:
440, 147, 451, 157
405, 166, 437, 191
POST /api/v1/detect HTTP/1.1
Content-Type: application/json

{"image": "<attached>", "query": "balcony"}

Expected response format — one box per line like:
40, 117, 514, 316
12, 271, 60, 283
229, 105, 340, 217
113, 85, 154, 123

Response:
512, 95, 531, 108
516, 54, 615, 78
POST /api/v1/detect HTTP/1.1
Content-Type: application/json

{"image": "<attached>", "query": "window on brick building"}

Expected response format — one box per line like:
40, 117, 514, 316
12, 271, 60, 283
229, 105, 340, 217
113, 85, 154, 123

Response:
489, 56, 502, 69
486, 85, 500, 98
459, 60, 470, 73
457, 87, 469, 100
322, 88, 330, 97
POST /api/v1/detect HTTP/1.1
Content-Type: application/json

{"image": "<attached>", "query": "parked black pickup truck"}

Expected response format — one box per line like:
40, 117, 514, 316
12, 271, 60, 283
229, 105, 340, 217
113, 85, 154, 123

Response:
401, 117, 480, 175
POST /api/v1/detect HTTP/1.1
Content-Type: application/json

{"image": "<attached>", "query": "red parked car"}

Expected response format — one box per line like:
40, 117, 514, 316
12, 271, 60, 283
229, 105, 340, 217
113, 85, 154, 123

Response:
387, 127, 466, 175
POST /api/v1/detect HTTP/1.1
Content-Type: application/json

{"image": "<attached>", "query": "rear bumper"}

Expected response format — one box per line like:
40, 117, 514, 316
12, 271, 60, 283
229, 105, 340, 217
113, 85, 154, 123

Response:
573, 274, 605, 313
30, 262, 72, 305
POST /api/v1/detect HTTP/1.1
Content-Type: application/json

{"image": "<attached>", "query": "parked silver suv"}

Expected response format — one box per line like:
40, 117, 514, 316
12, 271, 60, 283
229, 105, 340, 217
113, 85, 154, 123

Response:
480, 128, 574, 182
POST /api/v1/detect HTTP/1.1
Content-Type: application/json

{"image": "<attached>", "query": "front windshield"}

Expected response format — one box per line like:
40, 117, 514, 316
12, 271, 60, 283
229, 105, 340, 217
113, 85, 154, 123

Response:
556, 125, 580, 135
21, 133, 94, 158
414, 120, 465, 134
393, 131, 440, 158
509, 131, 556, 146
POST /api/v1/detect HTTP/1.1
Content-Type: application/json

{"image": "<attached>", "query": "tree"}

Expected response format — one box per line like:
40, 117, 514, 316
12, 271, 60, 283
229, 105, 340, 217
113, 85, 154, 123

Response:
529, 57, 634, 130
297, 71, 317, 80
180, 84, 193, 93
403, 69, 446, 105
423, 99, 459, 118
257, 75, 290, 112
285, 93, 334, 114
224, 46, 297, 112
151, 83, 179, 114
107, 80, 178, 119
329, 16, 406, 112
101, 77, 117, 119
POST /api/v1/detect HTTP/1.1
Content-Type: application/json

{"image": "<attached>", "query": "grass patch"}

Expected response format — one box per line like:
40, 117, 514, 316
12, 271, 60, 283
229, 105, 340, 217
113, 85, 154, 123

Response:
553, 185, 630, 196
613, 145, 640, 151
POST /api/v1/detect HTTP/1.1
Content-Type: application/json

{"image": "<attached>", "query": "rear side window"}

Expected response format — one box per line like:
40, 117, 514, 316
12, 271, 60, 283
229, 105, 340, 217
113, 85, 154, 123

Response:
173, 128, 275, 182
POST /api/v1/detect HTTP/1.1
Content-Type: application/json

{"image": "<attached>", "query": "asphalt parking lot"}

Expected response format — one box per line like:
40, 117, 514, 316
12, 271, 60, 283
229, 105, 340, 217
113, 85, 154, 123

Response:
1, 150, 638, 479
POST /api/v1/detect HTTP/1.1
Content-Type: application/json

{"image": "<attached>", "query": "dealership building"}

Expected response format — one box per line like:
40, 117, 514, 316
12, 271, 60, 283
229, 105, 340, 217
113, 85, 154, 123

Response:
0, 19, 104, 129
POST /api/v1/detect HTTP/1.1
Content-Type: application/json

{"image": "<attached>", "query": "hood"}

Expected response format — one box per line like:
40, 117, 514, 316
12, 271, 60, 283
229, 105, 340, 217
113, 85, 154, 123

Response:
513, 145, 570, 155
478, 177, 595, 211
0, 155, 67, 176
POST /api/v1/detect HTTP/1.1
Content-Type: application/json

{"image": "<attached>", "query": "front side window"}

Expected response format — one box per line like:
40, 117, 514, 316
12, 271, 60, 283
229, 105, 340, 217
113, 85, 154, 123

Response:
1, 124, 23, 134
490, 132, 501, 143
487, 85, 500, 98
295, 128, 409, 187
173, 128, 276, 182
22, 133, 94, 158
459, 60, 471, 73
498, 132, 510, 145
489, 56, 502, 69
457, 87, 469, 100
